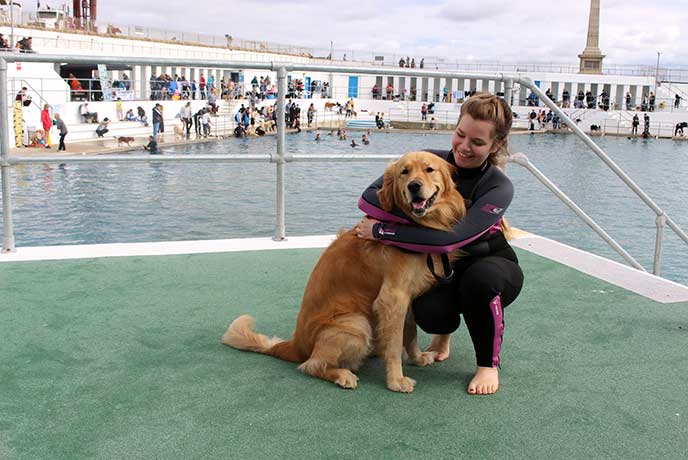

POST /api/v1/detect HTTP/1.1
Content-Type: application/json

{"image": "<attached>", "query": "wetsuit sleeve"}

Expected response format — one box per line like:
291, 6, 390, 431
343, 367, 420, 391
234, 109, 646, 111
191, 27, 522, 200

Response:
357, 175, 412, 224
359, 171, 514, 254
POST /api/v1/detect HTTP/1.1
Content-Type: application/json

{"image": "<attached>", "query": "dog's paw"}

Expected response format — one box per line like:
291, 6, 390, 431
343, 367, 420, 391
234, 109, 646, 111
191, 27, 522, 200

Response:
387, 376, 416, 393
410, 351, 437, 367
334, 369, 359, 389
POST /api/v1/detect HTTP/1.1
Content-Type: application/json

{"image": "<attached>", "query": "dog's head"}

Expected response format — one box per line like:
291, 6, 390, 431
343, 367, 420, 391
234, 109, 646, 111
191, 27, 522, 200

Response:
378, 151, 465, 230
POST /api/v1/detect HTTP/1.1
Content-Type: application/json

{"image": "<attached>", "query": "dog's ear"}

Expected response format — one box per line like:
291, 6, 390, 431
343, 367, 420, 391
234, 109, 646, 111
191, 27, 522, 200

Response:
377, 162, 396, 211
440, 164, 466, 222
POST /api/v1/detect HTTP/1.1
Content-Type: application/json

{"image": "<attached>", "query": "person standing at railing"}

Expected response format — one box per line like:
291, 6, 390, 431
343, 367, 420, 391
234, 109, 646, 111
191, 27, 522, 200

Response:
626, 91, 633, 111
54, 113, 68, 151
41, 104, 52, 146
307, 103, 316, 127
180, 102, 192, 139
356, 93, 523, 395
152, 103, 163, 138
631, 114, 639, 136
199, 74, 207, 99
675, 94, 682, 109
649, 92, 656, 112
421, 103, 428, 121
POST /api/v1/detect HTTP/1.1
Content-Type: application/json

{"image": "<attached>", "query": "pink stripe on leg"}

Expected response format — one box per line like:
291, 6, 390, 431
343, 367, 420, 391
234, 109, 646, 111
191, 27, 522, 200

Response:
490, 294, 504, 367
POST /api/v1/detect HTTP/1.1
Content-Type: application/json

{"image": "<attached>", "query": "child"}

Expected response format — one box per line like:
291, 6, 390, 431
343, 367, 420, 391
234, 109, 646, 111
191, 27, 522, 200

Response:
116, 97, 123, 121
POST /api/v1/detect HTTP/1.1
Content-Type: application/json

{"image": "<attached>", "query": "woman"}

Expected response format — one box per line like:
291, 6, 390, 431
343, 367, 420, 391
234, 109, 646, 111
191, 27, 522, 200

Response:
54, 113, 68, 151
40, 104, 52, 146
355, 93, 523, 395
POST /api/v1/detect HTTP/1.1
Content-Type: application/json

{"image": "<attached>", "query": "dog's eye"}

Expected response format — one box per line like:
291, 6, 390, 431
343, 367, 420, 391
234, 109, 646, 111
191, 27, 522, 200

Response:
400, 168, 409, 175
426, 167, 434, 173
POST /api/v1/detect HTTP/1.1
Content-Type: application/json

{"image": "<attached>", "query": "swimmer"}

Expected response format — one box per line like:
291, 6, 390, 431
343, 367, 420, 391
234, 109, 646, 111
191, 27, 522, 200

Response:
350, 139, 358, 147
362, 134, 370, 145
315, 132, 321, 141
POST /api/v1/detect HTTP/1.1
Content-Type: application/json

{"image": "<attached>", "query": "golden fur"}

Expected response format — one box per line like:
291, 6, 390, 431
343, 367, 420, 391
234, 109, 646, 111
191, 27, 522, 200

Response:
222, 151, 466, 392
173, 124, 185, 140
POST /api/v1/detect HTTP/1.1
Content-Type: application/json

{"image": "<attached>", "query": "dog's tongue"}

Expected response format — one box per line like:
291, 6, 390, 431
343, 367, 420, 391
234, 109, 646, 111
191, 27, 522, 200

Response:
412, 199, 427, 210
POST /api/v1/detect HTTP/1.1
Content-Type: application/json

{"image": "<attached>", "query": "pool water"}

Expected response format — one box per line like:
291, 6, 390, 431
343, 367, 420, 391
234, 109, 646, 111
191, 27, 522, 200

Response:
3, 132, 688, 284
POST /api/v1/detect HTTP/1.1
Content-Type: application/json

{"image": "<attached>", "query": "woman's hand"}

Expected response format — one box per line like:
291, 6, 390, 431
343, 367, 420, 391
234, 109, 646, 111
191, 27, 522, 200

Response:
355, 216, 379, 240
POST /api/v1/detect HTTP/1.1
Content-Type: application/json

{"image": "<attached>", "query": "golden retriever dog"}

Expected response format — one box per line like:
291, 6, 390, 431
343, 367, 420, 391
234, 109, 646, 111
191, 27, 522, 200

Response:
324, 101, 338, 111
173, 124, 185, 140
222, 151, 466, 393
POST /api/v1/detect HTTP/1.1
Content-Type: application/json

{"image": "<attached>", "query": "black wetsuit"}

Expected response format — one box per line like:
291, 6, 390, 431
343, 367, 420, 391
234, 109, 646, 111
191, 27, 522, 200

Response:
359, 149, 524, 368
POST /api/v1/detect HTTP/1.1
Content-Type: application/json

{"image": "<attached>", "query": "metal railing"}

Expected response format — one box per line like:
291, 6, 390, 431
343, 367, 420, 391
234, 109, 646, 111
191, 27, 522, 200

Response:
601, 119, 687, 138
2, 55, 687, 277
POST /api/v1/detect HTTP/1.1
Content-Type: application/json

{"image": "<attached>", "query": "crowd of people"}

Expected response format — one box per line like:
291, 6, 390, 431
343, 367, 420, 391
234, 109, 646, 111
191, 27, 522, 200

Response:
398, 56, 424, 69
0, 35, 34, 52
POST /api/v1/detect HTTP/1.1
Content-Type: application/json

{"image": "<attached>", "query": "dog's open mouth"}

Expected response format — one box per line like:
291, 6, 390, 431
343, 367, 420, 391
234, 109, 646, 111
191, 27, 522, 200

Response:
410, 188, 439, 216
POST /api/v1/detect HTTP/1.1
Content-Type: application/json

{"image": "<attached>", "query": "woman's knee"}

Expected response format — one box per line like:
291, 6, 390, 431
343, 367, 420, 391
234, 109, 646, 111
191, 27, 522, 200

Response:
412, 287, 461, 334
459, 257, 524, 307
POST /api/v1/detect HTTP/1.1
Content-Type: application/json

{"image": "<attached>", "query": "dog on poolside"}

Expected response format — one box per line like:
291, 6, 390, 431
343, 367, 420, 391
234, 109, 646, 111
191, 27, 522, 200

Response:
116, 136, 135, 147
222, 151, 466, 393
324, 101, 338, 111
173, 124, 185, 140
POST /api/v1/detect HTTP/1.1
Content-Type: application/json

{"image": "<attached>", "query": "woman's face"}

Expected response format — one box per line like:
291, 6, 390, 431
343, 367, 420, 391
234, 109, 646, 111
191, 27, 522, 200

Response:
451, 114, 499, 169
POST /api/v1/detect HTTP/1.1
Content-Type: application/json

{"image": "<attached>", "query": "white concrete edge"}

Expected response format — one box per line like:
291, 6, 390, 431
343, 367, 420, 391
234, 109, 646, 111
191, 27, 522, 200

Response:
0, 235, 338, 262
510, 234, 688, 304
2, 233, 687, 303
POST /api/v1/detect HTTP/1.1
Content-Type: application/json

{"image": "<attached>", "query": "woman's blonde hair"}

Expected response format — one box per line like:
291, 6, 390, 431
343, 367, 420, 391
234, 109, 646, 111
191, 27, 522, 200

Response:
458, 92, 513, 169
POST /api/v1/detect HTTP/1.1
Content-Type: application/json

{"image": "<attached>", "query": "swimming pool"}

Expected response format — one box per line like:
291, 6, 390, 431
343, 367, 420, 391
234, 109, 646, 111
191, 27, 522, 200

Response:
3, 132, 688, 284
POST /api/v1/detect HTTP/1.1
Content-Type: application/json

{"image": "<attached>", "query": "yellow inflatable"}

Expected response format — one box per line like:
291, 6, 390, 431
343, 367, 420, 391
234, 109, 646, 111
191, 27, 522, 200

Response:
13, 100, 23, 147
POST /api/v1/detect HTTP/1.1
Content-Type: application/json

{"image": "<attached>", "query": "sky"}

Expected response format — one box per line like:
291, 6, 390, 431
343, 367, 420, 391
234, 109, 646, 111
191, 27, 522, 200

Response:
29, 0, 688, 67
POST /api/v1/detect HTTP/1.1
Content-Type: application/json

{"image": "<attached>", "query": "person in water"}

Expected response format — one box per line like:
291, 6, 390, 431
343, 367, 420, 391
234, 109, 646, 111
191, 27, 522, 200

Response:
143, 135, 159, 154
355, 92, 524, 395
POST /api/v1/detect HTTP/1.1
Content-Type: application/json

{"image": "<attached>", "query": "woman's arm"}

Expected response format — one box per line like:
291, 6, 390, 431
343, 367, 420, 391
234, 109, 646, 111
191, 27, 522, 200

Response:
357, 170, 514, 254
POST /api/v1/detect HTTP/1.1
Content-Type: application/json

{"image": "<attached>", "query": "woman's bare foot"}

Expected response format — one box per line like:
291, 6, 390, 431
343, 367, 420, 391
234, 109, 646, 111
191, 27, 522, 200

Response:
467, 366, 499, 395
425, 334, 451, 361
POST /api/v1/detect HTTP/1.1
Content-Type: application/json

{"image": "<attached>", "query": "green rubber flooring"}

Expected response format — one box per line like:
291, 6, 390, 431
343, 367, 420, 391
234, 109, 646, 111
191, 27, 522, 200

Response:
1, 248, 687, 460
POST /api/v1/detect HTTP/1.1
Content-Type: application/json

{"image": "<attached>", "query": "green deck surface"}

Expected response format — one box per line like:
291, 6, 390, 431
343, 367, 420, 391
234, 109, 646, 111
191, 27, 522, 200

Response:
1, 248, 687, 460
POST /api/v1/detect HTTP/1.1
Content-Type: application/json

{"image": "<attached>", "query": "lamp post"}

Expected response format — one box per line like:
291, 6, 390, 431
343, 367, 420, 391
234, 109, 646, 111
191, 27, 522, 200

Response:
654, 51, 661, 94
9, 1, 15, 49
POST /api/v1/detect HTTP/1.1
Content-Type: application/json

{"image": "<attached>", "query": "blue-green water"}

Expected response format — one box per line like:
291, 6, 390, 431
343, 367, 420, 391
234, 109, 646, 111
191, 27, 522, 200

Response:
2, 132, 688, 285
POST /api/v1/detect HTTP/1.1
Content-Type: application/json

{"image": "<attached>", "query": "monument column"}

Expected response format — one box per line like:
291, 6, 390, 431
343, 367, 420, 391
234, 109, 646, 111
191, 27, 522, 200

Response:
578, 0, 605, 74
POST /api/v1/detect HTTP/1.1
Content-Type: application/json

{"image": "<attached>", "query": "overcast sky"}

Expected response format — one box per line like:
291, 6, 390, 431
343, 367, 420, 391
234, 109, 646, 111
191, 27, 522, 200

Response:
32, 0, 688, 67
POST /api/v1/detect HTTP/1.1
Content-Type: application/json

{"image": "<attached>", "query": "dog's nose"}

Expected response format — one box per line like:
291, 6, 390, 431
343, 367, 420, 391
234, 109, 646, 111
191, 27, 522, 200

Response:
407, 181, 422, 194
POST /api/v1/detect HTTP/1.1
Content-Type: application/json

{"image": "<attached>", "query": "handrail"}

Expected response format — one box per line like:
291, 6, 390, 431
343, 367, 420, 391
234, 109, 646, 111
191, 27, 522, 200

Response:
1, 55, 687, 277
18, 78, 50, 111
507, 152, 644, 271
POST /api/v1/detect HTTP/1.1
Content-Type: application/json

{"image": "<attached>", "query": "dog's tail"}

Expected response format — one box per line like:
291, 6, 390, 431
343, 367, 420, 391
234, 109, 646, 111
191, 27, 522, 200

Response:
221, 315, 302, 363
501, 217, 514, 241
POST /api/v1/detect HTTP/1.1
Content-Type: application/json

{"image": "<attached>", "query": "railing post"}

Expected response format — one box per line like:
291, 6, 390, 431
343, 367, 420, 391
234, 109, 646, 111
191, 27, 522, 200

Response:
0, 58, 16, 253
504, 78, 513, 106
653, 213, 666, 276
273, 65, 288, 241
